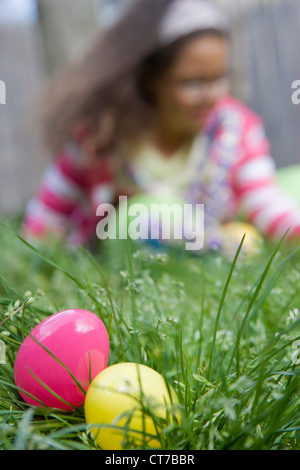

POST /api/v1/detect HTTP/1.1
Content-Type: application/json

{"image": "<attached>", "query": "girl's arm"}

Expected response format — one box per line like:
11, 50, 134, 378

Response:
231, 122, 300, 240
22, 144, 96, 245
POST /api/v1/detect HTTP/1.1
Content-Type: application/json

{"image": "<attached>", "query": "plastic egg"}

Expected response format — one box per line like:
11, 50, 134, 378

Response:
219, 222, 263, 258
84, 362, 180, 450
14, 309, 110, 410
116, 193, 186, 246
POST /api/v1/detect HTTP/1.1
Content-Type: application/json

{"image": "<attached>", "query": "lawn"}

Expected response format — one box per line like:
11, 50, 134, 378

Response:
0, 216, 300, 450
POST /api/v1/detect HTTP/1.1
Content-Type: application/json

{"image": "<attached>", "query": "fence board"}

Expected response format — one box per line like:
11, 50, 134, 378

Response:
0, 23, 48, 216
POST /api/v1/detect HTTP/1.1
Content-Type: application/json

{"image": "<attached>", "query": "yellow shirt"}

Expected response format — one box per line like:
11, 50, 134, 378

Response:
120, 135, 207, 199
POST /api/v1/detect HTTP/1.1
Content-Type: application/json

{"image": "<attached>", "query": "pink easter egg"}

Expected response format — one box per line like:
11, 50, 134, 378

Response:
14, 309, 110, 410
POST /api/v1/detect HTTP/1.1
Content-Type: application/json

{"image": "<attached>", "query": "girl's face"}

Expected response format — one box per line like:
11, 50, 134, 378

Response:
153, 34, 230, 142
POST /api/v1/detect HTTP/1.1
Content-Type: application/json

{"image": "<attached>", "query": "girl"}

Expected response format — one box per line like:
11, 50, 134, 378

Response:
23, 0, 300, 251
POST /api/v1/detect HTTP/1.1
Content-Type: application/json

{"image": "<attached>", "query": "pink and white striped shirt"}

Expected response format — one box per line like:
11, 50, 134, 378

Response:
22, 95, 300, 248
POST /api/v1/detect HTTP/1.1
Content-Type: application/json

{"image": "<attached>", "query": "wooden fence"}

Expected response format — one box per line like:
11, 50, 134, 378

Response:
224, 0, 300, 170
0, 23, 48, 216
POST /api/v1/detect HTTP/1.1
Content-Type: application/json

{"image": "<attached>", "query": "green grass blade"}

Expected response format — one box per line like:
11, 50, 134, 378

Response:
207, 234, 246, 380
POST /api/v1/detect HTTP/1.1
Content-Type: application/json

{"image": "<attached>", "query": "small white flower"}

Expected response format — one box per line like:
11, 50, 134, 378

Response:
286, 308, 299, 327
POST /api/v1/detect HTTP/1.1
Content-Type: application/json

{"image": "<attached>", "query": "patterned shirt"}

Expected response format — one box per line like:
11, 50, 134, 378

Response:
22, 95, 300, 248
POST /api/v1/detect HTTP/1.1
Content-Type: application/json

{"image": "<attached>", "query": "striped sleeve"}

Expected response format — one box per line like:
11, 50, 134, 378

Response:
231, 122, 300, 240
22, 144, 95, 245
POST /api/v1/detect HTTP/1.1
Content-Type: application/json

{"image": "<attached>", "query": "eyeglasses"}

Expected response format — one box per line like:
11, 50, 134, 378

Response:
173, 76, 230, 98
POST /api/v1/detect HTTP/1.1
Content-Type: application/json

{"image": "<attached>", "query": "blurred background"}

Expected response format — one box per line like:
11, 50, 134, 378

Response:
1, 0, 300, 218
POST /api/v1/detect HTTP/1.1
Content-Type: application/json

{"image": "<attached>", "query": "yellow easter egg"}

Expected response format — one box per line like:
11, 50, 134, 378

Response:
84, 362, 180, 450
219, 222, 263, 258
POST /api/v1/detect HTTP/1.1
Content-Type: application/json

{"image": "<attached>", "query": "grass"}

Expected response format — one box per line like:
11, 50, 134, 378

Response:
0, 216, 300, 450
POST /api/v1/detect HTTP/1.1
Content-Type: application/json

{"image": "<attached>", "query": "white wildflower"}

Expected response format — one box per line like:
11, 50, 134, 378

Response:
286, 308, 299, 327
